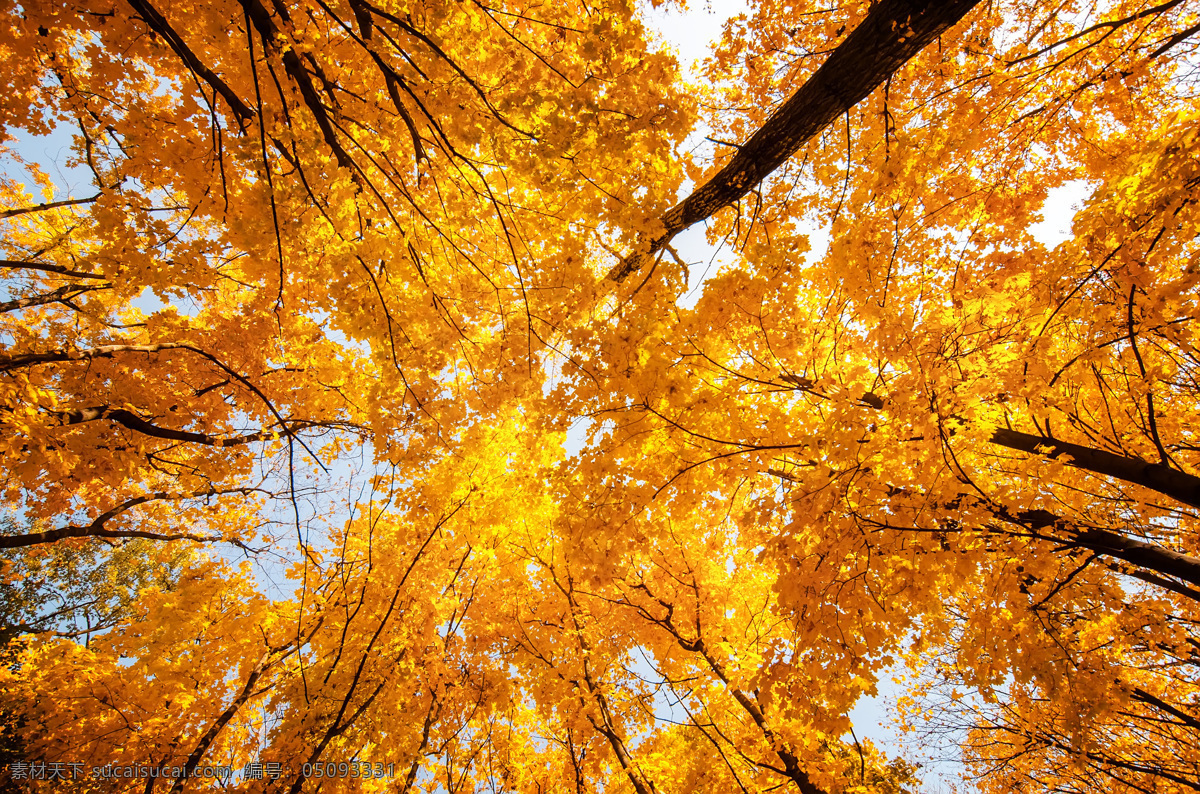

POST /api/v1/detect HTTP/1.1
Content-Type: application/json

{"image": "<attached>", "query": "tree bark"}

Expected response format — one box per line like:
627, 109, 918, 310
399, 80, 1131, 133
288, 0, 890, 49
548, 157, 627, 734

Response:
124, 0, 255, 124
0, 343, 191, 372
170, 657, 271, 794
0, 490, 256, 550
1073, 525, 1200, 590
54, 405, 325, 448
994, 505, 1200, 592
609, 0, 983, 282
990, 428, 1200, 510
776, 376, 1200, 511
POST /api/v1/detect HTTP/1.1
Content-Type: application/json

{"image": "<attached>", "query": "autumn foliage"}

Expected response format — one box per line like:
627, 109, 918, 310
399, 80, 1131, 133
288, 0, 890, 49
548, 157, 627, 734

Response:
2, 0, 1200, 791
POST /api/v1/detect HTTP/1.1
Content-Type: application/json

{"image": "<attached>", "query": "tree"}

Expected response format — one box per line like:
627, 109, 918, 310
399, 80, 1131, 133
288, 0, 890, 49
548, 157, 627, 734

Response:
0, 514, 193, 641
2, 0, 1200, 791
564, 0, 1200, 789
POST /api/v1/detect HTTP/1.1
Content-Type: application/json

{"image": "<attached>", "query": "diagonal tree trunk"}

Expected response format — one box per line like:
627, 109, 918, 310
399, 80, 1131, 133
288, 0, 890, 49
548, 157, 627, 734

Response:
986, 503, 1200, 596
779, 378, 1200, 511
989, 428, 1200, 510
609, 0, 983, 282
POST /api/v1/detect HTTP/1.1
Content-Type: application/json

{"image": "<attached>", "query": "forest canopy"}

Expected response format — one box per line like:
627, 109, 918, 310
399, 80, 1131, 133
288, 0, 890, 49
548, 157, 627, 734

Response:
2, 0, 1200, 791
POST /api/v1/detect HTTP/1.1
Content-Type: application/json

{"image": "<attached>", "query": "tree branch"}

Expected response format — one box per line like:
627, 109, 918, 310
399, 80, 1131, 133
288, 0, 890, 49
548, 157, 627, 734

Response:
980, 502, 1200, 595
0, 488, 264, 550
990, 428, 1200, 510
0, 284, 108, 313
54, 405, 344, 448
609, 0, 982, 281
123, 0, 256, 125
0, 194, 101, 219
774, 375, 1200, 510
0, 342, 192, 372
1, 259, 106, 280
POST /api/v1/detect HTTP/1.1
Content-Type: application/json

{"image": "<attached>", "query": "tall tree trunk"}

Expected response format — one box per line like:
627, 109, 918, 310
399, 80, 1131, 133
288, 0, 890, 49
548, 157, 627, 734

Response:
609, 0, 983, 282
990, 428, 1200, 510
